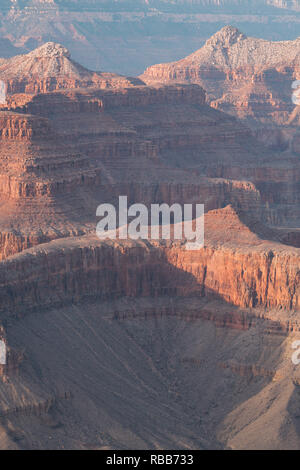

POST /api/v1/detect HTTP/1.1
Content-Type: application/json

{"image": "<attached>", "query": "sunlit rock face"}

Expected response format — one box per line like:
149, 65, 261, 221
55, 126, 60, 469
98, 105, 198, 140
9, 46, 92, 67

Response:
0, 41, 144, 95
0, 38, 300, 450
140, 26, 300, 127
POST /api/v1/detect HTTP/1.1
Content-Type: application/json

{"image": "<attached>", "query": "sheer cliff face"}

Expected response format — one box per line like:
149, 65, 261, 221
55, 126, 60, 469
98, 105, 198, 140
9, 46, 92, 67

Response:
6, 0, 300, 13
140, 26, 300, 127
0, 42, 299, 256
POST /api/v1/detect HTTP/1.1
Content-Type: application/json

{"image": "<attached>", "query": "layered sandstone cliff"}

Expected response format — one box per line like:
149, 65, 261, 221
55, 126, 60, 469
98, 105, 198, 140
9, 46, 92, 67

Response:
0, 79, 279, 259
0, 77, 299, 261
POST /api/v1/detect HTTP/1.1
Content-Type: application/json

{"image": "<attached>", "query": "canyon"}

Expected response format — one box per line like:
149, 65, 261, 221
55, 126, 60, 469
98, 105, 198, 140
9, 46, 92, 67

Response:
0, 39, 300, 450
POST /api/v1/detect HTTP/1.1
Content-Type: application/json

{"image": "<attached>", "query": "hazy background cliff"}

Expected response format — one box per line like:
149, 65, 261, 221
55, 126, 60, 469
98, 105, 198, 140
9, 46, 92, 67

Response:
0, 0, 300, 74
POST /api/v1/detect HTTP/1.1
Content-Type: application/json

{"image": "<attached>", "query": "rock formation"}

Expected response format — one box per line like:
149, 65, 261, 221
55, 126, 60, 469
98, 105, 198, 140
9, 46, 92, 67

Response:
0, 74, 277, 259
1, 205, 300, 316
0, 41, 299, 450
140, 26, 300, 131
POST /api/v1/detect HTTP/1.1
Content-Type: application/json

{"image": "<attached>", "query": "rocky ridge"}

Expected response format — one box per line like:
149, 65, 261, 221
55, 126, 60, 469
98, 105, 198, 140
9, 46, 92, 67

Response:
0, 42, 143, 95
